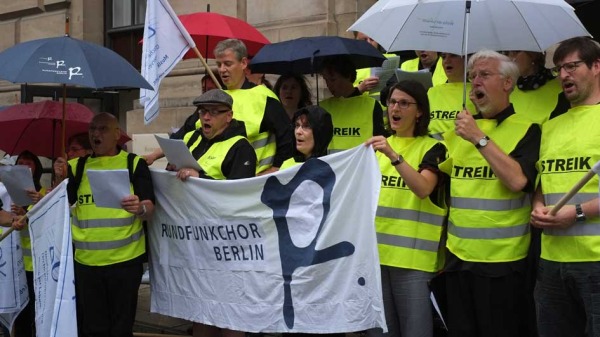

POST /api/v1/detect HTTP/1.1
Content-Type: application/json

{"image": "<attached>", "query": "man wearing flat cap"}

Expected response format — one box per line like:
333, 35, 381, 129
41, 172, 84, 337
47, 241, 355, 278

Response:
174, 89, 257, 182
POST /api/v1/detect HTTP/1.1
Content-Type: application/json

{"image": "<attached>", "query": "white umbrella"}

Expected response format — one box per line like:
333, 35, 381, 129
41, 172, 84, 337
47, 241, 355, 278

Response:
349, 0, 591, 55
349, 0, 591, 106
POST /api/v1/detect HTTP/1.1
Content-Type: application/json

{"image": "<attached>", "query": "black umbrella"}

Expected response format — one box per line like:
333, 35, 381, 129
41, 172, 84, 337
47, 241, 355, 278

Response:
249, 36, 386, 75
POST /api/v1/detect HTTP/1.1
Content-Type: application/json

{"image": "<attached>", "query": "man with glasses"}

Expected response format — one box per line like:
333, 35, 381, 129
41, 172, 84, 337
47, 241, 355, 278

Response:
175, 89, 256, 182
440, 50, 541, 337
530, 37, 600, 337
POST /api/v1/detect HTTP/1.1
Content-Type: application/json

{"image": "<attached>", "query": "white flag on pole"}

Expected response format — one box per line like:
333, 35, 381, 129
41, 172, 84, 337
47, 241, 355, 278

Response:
28, 180, 77, 337
140, 0, 195, 125
149, 146, 387, 333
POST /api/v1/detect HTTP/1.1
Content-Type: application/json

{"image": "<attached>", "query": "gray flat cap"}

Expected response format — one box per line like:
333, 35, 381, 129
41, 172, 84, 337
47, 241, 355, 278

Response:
193, 89, 233, 109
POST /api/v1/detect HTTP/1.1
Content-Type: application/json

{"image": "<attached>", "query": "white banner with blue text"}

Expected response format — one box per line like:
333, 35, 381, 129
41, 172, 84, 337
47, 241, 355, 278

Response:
0, 229, 27, 332
149, 146, 387, 333
28, 180, 77, 337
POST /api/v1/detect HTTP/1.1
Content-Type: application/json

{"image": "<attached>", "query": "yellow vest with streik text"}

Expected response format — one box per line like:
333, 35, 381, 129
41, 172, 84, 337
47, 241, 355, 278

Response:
510, 77, 562, 125
183, 131, 246, 180
69, 151, 145, 266
538, 105, 600, 262
400, 57, 448, 86
376, 136, 447, 272
440, 115, 532, 262
427, 82, 476, 138
21, 187, 47, 271
195, 85, 278, 173
320, 95, 376, 153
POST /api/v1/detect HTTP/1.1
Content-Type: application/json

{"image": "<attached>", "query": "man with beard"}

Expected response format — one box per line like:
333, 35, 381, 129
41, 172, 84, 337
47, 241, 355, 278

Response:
439, 50, 540, 337
530, 37, 600, 337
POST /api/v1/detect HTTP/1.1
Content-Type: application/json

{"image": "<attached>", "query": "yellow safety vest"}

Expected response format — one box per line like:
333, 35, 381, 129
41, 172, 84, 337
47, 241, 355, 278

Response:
538, 105, 600, 262
21, 187, 47, 271
427, 82, 476, 138
440, 115, 532, 262
69, 151, 145, 266
183, 131, 246, 180
400, 57, 448, 86
195, 86, 278, 173
376, 136, 447, 272
279, 157, 300, 170
320, 95, 376, 153
510, 78, 562, 125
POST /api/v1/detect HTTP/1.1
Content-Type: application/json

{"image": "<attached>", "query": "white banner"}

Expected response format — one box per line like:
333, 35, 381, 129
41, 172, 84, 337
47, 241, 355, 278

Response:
149, 146, 387, 333
0, 183, 27, 332
0, 229, 27, 332
140, 0, 195, 125
28, 180, 77, 337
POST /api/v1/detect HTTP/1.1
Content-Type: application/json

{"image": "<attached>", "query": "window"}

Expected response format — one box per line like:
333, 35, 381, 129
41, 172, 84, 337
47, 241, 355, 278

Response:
106, 0, 147, 69
111, 0, 146, 28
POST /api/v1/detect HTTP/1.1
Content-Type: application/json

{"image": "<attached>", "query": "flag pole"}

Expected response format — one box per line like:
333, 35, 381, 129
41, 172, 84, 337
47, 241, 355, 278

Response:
191, 47, 222, 89
549, 168, 599, 216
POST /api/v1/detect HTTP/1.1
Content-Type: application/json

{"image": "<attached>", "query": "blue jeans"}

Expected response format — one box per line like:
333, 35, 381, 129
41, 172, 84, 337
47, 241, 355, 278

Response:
535, 259, 600, 337
367, 266, 435, 337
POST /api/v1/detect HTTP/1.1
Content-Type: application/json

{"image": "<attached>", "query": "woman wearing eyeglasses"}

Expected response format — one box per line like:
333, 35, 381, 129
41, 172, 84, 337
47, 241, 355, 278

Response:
52, 132, 93, 187
507, 50, 562, 125
365, 80, 448, 337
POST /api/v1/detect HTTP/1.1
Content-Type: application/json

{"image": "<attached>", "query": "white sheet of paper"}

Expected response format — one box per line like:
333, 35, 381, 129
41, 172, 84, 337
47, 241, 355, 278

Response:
154, 135, 203, 172
370, 56, 400, 93
87, 169, 130, 209
0, 165, 35, 206
395, 69, 434, 90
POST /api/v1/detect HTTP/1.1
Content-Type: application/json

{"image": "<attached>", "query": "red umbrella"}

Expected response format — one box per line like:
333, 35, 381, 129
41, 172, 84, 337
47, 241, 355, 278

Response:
0, 100, 130, 158
178, 12, 270, 59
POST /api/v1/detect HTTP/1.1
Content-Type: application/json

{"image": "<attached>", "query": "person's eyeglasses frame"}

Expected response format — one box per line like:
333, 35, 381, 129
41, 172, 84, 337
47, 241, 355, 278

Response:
387, 99, 418, 110
468, 71, 502, 82
551, 60, 585, 77
198, 106, 231, 117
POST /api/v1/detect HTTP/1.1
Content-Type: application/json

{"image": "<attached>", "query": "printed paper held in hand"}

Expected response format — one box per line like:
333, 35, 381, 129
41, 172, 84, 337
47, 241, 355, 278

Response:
87, 169, 130, 209
395, 69, 433, 90
369, 56, 400, 93
155, 135, 203, 172
0, 165, 35, 206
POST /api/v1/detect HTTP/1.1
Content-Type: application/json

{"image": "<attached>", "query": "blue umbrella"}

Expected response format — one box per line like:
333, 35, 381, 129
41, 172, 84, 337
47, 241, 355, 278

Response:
249, 36, 386, 75
0, 36, 152, 89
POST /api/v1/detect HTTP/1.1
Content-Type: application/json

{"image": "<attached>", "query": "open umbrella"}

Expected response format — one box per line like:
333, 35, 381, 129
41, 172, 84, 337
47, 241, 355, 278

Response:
349, 0, 590, 106
349, 0, 590, 55
249, 36, 386, 75
0, 30, 152, 155
0, 100, 130, 158
178, 12, 270, 59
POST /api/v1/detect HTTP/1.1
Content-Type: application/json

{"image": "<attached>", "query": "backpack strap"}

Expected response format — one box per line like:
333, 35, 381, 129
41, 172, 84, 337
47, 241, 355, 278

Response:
73, 155, 90, 193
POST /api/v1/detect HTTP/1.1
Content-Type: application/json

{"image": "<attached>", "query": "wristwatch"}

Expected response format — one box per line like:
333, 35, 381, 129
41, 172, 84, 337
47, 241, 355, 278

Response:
137, 203, 147, 217
575, 204, 586, 222
475, 135, 490, 149
391, 155, 404, 166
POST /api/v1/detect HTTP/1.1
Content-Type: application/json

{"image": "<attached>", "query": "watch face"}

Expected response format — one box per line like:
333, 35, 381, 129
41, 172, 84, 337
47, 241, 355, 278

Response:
479, 138, 488, 147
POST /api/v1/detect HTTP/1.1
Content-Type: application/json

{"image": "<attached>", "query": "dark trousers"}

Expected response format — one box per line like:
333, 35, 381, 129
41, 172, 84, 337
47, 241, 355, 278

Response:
14, 271, 35, 337
445, 270, 527, 337
75, 260, 143, 337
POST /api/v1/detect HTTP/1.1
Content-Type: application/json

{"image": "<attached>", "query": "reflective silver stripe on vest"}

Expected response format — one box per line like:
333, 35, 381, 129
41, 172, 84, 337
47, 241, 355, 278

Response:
448, 221, 530, 239
377, 206, 445, 227
544, 192, 597, 206
22, 248, 31, 257
545, 222, 600, 236
72, 216, 135, 229
73, 228, 144, 251
451, 195, 530, 211
431, 133, 444, 141
259, 156, 274, 167
252, 134, 275, 149
21, 230, 30, 239
377, 232, 439, 252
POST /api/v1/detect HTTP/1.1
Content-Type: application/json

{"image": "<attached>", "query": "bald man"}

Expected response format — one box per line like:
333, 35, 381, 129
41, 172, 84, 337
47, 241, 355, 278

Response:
66, 112, 155, 337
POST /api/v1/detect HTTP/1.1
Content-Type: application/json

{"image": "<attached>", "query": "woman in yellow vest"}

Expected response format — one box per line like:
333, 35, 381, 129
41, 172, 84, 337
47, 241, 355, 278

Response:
365, 81, 447, 337
11, 150, 46, 337
280, 105, 333, 170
